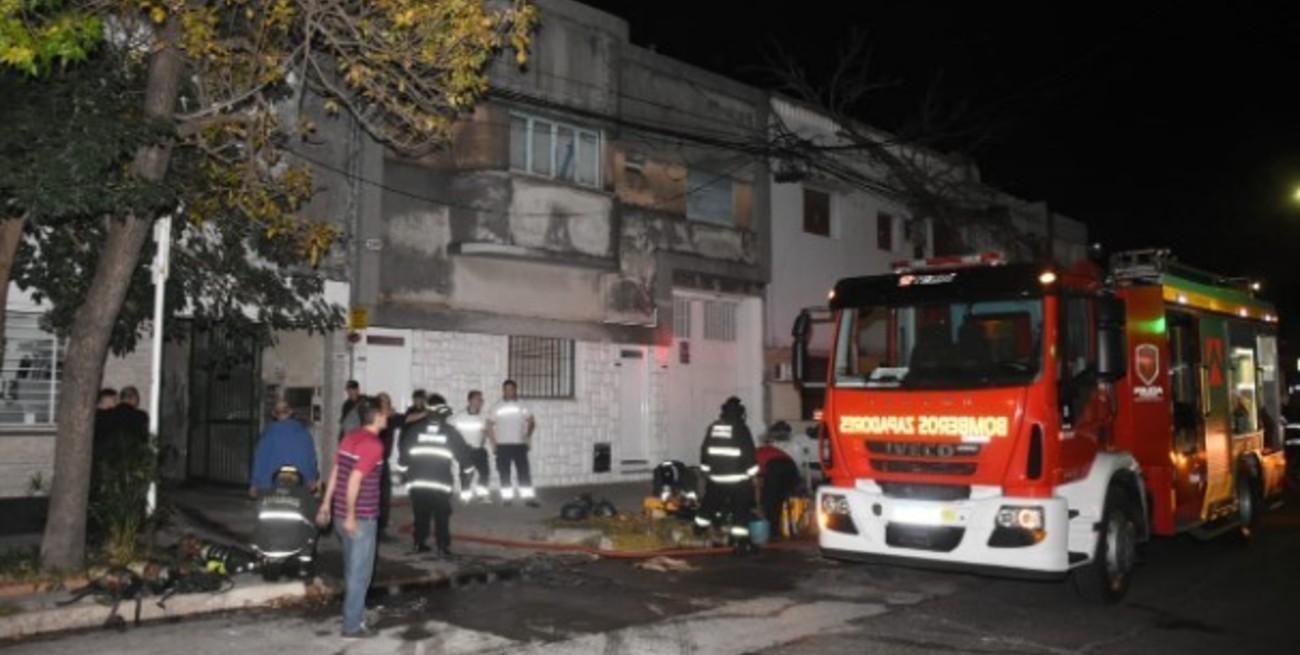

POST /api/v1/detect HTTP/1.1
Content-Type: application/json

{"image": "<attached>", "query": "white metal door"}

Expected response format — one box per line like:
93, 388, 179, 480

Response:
358, 328, 414, 410
357, 327, 413, 497
617, 346, 650, 471
667, 294, 742, 464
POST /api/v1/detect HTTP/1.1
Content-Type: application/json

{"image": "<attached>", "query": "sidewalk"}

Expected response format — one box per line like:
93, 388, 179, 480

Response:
0, 478, 654, 642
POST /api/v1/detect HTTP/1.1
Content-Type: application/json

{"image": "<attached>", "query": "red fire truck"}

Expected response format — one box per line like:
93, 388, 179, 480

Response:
794, 249, 1287, 601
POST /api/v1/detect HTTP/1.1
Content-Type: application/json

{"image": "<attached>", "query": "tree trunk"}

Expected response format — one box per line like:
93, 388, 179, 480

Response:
0, 214, 25, 354
40, 21, 184, 572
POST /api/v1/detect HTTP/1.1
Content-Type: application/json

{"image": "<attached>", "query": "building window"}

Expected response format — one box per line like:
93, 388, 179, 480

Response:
876, 211, 895, 251
907, 218, 928, 258
803, 188, 831, 237
673, 297, 693, 339
686, 169, 735, 225
508, 336, 575, 399
703, 300, 737, 342
1, 312, 65, 426
509, 113, 601, 187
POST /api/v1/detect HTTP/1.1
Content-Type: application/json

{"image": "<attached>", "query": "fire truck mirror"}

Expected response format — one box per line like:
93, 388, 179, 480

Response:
1097, 296, 1127, 381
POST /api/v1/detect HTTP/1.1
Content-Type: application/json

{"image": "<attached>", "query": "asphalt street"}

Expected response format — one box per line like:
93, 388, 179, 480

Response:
7, 490, 1300, 655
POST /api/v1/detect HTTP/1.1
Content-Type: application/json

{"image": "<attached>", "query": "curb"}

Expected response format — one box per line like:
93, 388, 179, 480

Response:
0, 558, 531, 642
0, 580, 308, 642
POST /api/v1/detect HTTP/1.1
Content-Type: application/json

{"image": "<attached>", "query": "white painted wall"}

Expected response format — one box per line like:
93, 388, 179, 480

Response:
766, 180, 913, 351
379, 327, 670, 488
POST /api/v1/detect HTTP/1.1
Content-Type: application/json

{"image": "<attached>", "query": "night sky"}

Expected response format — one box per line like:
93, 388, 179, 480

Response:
581, 0, 1300, 366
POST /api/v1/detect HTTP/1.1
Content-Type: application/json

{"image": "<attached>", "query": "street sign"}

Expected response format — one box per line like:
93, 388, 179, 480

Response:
348, 306, 370, 331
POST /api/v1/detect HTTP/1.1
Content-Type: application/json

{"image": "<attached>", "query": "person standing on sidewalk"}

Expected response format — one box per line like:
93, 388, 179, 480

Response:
374, 392, 401, 542
316, 398, 387, 639
450, 390, 491, 504
398, 394, 471, 557
487, 379, 538, 507
338, 380, 363, 440
249, 399, 320, 498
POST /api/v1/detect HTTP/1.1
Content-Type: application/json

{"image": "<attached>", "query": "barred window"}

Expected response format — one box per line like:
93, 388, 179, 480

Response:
703, 300, 737, 342
508, 336, 575, 399
673, 297, 693, 339
1, 313, 65, 426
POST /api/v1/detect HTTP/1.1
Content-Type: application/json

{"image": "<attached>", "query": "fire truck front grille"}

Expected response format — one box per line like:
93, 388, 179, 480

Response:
885, 524, 964, 552
879, 482, 971, 501
870, 460, 977, 476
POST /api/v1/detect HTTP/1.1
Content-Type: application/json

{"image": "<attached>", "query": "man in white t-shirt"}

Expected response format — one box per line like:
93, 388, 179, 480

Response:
486, 379, 537, 507
450, 390, 491, 503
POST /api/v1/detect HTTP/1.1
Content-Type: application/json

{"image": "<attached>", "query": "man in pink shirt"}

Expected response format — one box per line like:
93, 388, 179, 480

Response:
317, 399, 388, 639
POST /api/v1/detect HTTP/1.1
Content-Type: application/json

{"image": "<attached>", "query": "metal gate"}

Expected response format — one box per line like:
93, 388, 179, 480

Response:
187, 329, 262, 484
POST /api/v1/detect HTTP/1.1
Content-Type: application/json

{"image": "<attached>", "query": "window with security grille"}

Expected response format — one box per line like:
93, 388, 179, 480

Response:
673, 297, 693, 339
508, 336, 575, 399
1, 312, 66, 426
703, 301, 737, 342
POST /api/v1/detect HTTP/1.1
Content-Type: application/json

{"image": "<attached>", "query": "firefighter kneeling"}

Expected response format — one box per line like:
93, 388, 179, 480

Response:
398, 394, 472, 558
695, 397, 760, 553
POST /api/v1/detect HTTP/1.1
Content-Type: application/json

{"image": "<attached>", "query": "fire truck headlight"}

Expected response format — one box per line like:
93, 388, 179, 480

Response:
990, 505, 1046, 548
819, 493, 858, 535
996, 506, 1044, 531
820, 494, 850, 516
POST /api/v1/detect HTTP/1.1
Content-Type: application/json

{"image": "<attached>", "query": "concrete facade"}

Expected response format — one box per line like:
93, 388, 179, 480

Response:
339, 0, 770, 487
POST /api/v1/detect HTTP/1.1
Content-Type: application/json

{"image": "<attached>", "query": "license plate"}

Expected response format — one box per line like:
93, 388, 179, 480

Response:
891, 504, 961, 526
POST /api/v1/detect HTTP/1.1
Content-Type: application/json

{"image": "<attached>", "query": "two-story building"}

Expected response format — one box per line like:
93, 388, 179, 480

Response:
340, 0, 768, 487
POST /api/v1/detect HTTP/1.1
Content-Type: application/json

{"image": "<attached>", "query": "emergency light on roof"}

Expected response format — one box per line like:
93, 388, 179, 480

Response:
892, 251, 1005, 274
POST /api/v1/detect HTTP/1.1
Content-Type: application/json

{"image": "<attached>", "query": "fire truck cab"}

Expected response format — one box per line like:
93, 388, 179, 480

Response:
795, 249, 1286, 602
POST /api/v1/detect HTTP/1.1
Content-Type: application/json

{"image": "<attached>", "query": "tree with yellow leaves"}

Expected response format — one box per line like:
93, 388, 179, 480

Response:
2, 0, 537, 572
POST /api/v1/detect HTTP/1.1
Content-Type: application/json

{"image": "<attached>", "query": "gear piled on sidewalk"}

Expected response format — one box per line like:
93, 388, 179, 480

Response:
53, 536, 258, 631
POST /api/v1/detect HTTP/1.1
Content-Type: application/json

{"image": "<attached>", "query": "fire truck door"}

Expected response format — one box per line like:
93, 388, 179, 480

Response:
1167, 311, 1208, 526
1199, 316, 1234, 515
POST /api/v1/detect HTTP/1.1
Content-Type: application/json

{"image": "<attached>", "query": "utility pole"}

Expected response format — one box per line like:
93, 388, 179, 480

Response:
146, 214, 172, 516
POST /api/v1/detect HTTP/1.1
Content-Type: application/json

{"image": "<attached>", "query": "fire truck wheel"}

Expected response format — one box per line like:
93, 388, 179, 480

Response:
1072, 484, 1139, 603
1235, 463, 1263, 541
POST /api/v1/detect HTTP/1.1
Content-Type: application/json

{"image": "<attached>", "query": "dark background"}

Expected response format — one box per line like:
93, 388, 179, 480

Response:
582, 1, 1300, 380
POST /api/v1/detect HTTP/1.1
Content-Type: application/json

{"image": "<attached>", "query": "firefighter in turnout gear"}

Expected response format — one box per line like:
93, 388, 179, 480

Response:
397, 394, 472, 557
696, 397, 759, 548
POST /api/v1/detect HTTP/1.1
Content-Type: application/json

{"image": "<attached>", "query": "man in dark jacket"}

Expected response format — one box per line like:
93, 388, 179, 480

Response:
397, 394, 472, 558
695, 397, 759, 547
250, 399, 320, 498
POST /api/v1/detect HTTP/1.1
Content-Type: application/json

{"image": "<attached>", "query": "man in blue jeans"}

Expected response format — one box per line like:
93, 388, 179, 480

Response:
317, 399, 388, 639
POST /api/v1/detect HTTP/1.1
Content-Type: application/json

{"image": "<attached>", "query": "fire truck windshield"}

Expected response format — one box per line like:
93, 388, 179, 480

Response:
833, 298, 1044, 390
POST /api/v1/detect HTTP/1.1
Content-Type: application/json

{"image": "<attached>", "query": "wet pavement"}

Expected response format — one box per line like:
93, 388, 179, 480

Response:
7, 489, 1300, 654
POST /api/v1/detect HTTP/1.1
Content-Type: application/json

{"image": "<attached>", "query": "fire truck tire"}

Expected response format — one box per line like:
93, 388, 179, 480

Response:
1235, 462, 1263, 541
1072, 483, 1139, 603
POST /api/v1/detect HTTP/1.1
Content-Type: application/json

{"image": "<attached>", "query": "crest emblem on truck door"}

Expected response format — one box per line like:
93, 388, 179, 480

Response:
1135, 344, 1159, 386
1133, 343, 1164, 402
